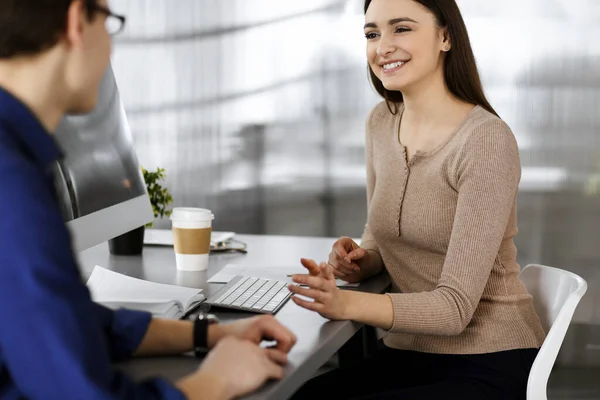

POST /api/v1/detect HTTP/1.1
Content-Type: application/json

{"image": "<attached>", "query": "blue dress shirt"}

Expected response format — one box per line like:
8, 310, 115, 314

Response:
0, 87, 185, 400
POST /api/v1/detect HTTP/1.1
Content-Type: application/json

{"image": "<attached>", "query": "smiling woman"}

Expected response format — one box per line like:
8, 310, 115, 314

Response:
363, 0, 497, 116
289, 1, 546, 399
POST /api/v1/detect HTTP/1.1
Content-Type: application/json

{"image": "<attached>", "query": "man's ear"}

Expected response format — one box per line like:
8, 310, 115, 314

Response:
65, 0, 87, 48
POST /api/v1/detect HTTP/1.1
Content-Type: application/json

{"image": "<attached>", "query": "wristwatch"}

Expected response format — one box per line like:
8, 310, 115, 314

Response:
193, 312, 219, 357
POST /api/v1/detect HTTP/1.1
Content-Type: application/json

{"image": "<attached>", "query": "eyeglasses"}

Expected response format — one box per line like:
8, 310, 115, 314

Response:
210, 238, 248, 254
93, 4, 127, 36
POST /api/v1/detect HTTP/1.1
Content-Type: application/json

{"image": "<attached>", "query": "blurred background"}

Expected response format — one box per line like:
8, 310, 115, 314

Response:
109, 0, 600, 397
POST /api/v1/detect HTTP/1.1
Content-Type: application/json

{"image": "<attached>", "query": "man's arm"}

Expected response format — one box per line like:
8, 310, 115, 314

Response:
134, 319, 194, 356
133, 319, 220, 356
0, 159, 184, 400
134, 315, 297, 357
89, 301, 157, 361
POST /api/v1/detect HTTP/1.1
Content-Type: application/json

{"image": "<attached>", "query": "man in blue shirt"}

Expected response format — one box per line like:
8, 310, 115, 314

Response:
0, 1, 296, 399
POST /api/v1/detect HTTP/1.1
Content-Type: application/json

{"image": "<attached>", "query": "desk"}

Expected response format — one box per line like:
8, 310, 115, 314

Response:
78, 234, 391, 400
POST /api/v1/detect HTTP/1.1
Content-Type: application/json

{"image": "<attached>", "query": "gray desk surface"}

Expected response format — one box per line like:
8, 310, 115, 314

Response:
78, 234, 391, 400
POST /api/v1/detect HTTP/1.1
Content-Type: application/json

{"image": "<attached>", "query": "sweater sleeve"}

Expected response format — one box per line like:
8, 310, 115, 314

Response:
360, 104, 384, 268
386, 119, 521, 336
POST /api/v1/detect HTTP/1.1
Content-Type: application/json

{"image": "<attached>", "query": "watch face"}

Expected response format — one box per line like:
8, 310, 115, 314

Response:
206, 314, 220, 324
198, 312, 220, 324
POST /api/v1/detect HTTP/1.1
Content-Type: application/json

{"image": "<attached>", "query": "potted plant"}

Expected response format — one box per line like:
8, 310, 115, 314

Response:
143, 167, 174, 228
108, 167, 174, 255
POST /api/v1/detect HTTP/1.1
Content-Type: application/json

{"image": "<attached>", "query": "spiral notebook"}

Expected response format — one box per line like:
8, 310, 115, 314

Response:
86, 266, 205, 319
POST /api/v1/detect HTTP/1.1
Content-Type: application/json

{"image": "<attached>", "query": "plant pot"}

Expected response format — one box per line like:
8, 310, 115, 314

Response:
108, 226, 145, 255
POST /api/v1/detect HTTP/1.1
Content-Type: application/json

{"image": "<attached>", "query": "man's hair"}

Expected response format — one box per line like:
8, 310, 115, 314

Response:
0, 0, 97, 59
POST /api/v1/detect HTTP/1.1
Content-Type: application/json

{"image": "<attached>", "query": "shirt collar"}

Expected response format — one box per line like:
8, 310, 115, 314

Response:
0, 86, 62, 169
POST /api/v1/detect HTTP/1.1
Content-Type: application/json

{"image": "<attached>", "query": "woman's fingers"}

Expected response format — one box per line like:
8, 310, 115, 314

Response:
300, 258, 322, 276
291, 274, 329, 290
287, 284, 325, 302
332, 251, 360, 272
347, 248, 367, 261
333, 246, 355, 268
332, 267, 348, 278
330, 260, 354, 276
330, 252, 358, 273
321, 263, 335, 280
290, 296, 325, 313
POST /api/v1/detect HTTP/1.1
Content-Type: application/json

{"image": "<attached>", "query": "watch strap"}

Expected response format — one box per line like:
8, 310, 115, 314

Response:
193, 318, 209, 357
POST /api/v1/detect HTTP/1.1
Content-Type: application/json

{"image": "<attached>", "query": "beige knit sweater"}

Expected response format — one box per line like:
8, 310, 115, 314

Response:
361, 101, 546, 354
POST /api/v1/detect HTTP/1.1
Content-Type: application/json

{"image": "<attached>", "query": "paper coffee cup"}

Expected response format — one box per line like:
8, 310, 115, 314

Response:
170, 208, 214, 271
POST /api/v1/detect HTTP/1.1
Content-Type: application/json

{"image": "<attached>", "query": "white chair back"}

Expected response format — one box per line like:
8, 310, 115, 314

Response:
519, 264, 588, 400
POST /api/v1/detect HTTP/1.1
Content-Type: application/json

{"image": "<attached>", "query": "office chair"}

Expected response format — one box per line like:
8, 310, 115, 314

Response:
519, 264, 588, 400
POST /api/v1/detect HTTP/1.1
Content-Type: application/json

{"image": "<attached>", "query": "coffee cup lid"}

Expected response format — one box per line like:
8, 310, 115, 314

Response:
170, 207, 214, 222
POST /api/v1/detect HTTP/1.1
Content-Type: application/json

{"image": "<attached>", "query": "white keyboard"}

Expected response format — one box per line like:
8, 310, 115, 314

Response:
206, 276, 293, 314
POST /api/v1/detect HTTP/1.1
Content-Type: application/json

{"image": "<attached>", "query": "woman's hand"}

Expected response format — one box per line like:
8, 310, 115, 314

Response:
329, 237, 369, 283
288, 259, 394, 331
288, 258, 349, 320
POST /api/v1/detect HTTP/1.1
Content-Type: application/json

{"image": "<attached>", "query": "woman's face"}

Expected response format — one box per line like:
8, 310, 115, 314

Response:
364, 0, 449, 93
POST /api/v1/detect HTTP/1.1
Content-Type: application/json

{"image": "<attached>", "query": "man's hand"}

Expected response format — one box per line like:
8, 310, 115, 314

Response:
209, 316, 297, 352
177, 336, 288, 400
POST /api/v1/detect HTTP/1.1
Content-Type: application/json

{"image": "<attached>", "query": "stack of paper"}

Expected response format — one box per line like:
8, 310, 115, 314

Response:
86, 266, 205, 320
99, 300, 184, 320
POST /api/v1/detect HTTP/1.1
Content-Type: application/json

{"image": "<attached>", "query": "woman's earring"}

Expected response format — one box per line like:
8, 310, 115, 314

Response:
445, 45, 450, 51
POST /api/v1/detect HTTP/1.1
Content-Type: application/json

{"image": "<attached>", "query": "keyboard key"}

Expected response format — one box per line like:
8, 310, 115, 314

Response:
262, 281, 276, 290
276, 292, 288, 299
242, 299, 258, 308
262, 292, 277, 302
221, 294, 239, 305
264, 287, 280, 299
232, 293, 253, 306
214, 278, 246, 303
265, 300, 279, 308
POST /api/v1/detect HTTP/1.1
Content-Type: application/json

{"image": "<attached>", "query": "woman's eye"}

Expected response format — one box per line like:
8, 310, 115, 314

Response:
365, 32, 379, 40
395, 27, 410, 33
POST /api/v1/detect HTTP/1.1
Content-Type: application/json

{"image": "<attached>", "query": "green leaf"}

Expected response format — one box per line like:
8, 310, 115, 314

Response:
141, 166, 174, 223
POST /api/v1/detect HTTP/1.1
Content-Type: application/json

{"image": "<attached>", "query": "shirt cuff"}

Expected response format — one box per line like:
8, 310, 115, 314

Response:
109, 308, 152, 361
149, 378, 187, 400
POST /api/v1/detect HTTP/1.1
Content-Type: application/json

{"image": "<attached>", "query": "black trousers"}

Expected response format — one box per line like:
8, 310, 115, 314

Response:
291, 345, 538, 400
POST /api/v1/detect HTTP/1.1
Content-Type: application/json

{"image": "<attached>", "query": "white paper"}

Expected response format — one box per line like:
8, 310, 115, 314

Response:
144, 229, 235, 246
86, 266, 204, 318
208, 264, 360, 288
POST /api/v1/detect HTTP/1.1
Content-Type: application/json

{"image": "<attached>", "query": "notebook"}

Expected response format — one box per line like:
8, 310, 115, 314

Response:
207, 264, 360, 288
86, 265, 205, 320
